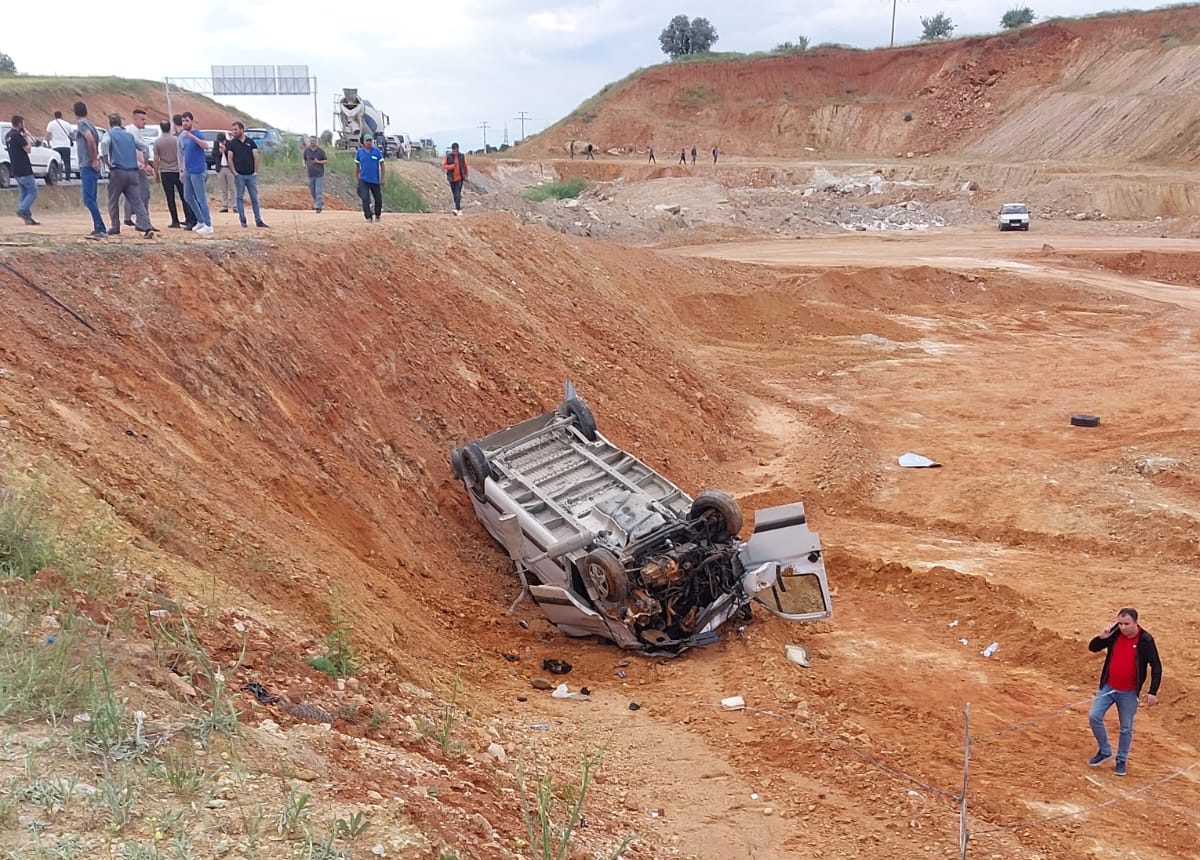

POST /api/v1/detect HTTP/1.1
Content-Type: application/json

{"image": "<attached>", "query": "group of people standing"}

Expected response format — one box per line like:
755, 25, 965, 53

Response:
6, 103, 270, 238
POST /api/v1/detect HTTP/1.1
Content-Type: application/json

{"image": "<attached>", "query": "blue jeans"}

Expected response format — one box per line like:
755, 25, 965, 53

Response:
1089, 685, 1140, 762
307, 175, 324, 210
183, 173, 211, 227
14, 175, 38, 219
80, 166, 106, 232
234, 174, 263, 224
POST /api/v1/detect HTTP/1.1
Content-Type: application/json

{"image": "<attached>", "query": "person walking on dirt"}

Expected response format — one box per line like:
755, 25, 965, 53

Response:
647, 146, 655, 164
712, 145, 719, 164
228, 121, 268, 228
46, 110, 75, 180
303, 136, 327, 213
153, 120, 191, 229
585, 142, 595, 160
73, 102, 107, 238
178, 112, 213, 235
569, 140, 575, 160
104, 114, 157, 238
690, 145, 697, 166
4, 116, 40, 226
1087, 608, 1162, 776
442, 142, 468, 216
678, 147, 686, 165
355, 132, 385, 221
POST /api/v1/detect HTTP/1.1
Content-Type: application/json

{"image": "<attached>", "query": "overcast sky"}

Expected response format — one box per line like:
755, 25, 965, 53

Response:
7, 1, 1170, 151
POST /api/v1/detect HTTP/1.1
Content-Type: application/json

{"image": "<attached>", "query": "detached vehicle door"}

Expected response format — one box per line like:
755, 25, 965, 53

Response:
739, 502, 832, 621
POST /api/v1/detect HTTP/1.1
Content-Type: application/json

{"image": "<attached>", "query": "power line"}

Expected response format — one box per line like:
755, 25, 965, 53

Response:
514, 111, 533, 141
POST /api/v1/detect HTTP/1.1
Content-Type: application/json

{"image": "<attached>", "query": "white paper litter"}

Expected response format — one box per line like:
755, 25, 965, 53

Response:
898, 452, 941, 468
721, 695, 746, 711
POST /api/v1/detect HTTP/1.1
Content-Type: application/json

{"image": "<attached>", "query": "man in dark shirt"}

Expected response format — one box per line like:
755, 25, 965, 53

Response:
227, 121, 268, 228
5, 116, 40, 225
1086, 608, 1162, 776
303, 136, 327, 213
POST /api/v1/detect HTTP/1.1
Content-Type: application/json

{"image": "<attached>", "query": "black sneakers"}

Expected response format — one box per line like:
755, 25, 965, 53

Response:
1087, 752, 1112, 767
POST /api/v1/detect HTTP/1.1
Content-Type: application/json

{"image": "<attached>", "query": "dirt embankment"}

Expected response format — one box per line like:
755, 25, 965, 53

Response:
0, 77, 263, 133
3, 215, 1200, 859
524, 6, 1200, 165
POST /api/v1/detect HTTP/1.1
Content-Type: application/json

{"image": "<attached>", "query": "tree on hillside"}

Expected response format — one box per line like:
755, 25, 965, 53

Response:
0, 52, 16, 75
920, 12, 955, 41
659, 15, 719, 59
1001, 6, 1036, 29
774, 35, 810, 53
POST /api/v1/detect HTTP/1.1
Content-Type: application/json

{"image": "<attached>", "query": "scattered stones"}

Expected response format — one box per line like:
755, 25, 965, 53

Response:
531, 678, 554, 690
487, 742, 507, 763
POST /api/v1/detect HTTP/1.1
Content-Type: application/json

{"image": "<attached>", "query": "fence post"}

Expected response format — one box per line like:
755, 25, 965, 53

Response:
960, 703, 971, 860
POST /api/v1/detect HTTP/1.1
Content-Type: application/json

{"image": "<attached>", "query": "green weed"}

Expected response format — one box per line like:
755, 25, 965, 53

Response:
308, 622, 356, 679
149, 615, 242, 743
415, 677, 464, 756
516, 748, 634, 860
0, 484, 62, 581
333, 810, 371, 839
276, 787, 311, 835
96, 769, 135, 832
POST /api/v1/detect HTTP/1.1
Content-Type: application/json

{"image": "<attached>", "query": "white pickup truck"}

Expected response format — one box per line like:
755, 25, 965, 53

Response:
998, 202, 1031, 231
452, 384, 832, 655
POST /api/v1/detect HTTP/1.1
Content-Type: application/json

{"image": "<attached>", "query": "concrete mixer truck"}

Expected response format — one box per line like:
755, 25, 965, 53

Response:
334, 88, 390, 154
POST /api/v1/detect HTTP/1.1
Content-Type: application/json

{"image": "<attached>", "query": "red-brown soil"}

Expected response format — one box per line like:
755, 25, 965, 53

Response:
529, 6, 1200, 164
2, 210, 1199, 859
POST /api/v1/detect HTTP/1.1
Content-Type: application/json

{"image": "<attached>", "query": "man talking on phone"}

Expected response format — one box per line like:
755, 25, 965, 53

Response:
1086, 608, 1162, 776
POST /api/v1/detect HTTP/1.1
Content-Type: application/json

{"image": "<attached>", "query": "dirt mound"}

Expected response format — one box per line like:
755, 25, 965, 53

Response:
524, 7, 1200, 164
0, 78, 263, 135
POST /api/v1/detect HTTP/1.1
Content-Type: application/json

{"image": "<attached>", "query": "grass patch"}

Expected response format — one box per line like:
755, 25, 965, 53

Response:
676, 85, 719, 108
523, 177, 588, 203
256, 144, 427, 212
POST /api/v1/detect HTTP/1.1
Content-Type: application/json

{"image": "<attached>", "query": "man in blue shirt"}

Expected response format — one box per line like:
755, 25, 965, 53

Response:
354, 132, 385, 221
104, 114, 157, 237
178, 112, 213, 235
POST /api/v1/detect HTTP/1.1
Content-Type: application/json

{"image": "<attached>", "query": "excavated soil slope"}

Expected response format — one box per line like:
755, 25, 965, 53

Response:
533, 6, 1200, 164
2, 213, 1199, 859
0, 78, 263, 134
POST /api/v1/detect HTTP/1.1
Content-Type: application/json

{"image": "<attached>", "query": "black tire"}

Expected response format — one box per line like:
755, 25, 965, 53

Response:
1023, 223, 1030, 231
690, 489, 744, 536
562, 397, 597, 442
460, 442, 493, 497
0, 163, 9, 189
1070, 414, 1100, 428
45, 161, 61, 186
449, 446, 465, 479
578, 548, 629, 607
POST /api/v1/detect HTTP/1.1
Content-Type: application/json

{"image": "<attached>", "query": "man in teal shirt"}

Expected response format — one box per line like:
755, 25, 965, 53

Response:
354, 132, 385, 221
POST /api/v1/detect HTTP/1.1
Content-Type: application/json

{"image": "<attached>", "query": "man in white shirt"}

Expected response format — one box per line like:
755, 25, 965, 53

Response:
46, 111, 75, 179
122, 108, 153, 226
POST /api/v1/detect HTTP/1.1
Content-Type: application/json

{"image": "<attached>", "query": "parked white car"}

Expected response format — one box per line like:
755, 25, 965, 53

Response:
0, 123, 65, 187
998, 202, 1031, 231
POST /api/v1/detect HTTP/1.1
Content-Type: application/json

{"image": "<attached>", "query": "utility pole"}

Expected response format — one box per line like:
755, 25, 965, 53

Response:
890, 0, 900, 48
502, 123, 509, 147
478, 121, 490, 151
514, 111, 532, 142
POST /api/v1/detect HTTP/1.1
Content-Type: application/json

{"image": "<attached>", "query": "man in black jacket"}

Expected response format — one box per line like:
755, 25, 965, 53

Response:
1086, 607, 1162, 776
